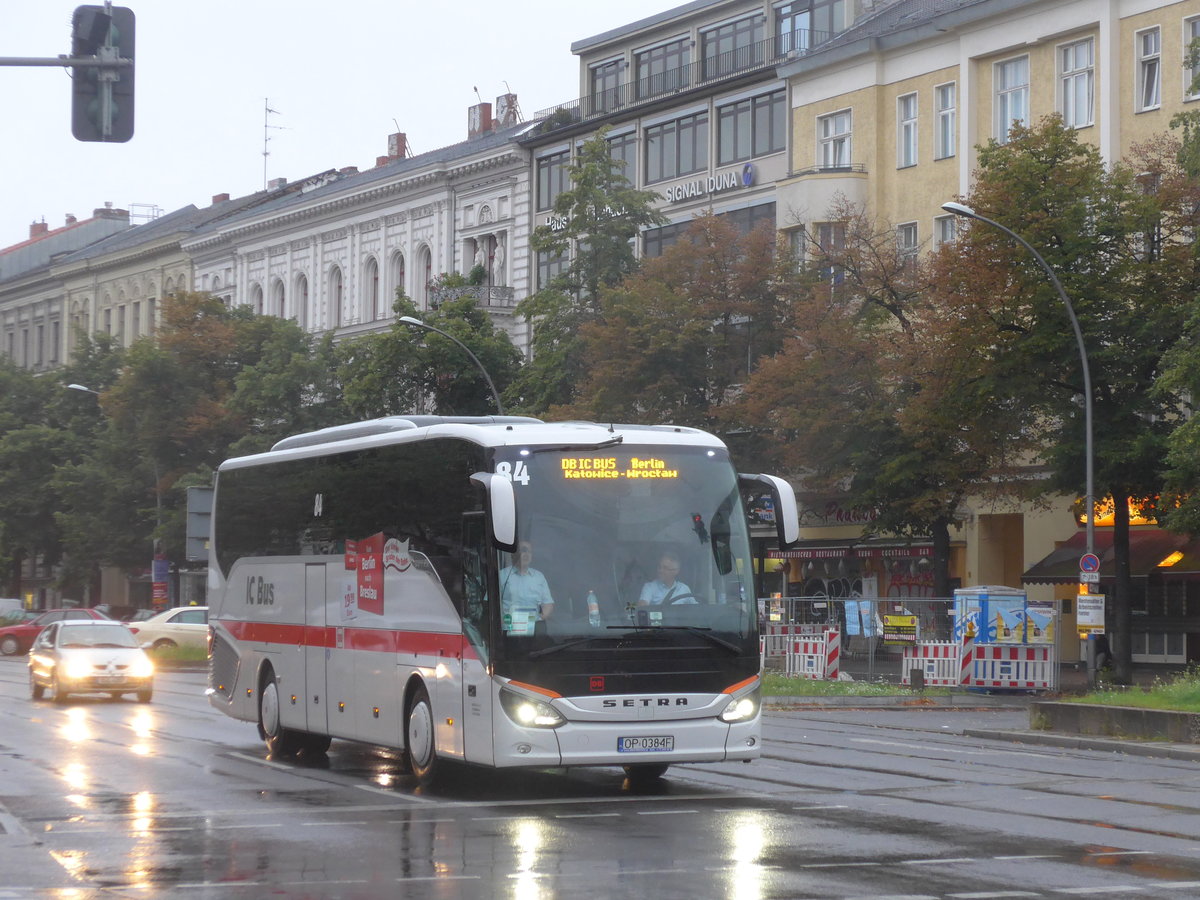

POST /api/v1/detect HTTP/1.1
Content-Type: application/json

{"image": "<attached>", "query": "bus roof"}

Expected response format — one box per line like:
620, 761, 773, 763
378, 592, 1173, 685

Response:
218, 417, 726, 471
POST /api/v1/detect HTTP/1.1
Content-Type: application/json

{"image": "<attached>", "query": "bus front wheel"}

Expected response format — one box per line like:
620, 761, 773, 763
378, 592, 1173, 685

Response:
259, 668, 302, 757
405, 683, 438, 787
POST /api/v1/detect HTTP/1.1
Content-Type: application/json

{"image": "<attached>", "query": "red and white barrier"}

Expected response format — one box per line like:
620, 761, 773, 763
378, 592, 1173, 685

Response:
785, 628, 841, 680
902, 638, 971, 687
966, 643, 1056, 690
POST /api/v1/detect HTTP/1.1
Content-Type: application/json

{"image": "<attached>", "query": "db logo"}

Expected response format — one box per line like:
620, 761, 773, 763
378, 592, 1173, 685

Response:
589, 676, 605, 692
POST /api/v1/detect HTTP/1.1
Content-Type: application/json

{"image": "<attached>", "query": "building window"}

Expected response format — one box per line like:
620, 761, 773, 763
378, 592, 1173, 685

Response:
35, 324, 44, 365
775, 1, 811, 54
934, 214, 957, 248
812, 0, 847, 40
642, 221, 690, 258
390, 252, 405, 303
366, 258, 381, 319
701, 15, 764, 80
897, 93, 917, 168
1186, 17, 1200, 101
50, 321, 59, 364
994, 56, 1029, 144
818, 109, 851, 168
645, 111, 709, 183
272, 280, 285, 318
536, 151, 569, 212
536, 249, 568, 289
131, 300, 141, 338
814, 221, 846, 283
635, 38, 690, 99
330, 267, 344, 327
725, 202, 777, 237
1060, 38, 1094, 127
590, 58, 623, 114
718, 90, 785, 165
148, 298, 156, 334
787, 226, 806, 266
1138, 27, 1161, 111
607, 131, 637, 182
896, 222, 918, 267
935, 82, 956, 159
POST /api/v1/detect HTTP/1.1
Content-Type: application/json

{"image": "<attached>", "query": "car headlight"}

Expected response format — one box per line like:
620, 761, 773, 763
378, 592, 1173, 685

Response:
129, 657, 154, 678
499, 689, 565, 729
63, 658, 93, 680
719, 687, 760, 723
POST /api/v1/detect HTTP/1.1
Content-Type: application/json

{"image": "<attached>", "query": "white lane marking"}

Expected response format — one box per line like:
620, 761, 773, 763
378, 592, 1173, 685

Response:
1053, 887, 1148, 895
555, 812, 621, 818
228, 751, 294, 771
637, 809, 700, 816
900, 858, 975, 866
947, 893, 1041, 898
354, 783, 434, 803
994, 855, 1059, 861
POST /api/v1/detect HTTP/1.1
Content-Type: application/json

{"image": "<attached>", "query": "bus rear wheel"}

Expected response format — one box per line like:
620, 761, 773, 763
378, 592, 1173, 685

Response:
259, 668, 302, 757
405, 682, 439, 787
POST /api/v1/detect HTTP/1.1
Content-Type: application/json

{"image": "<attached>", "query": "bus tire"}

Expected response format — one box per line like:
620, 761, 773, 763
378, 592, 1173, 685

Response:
405, 682, 438, 787
623, 763, 669, 784
259, 667, 302, 758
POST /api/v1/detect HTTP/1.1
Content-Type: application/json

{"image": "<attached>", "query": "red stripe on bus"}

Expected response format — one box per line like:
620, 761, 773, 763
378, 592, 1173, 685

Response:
222, 620, 478, 660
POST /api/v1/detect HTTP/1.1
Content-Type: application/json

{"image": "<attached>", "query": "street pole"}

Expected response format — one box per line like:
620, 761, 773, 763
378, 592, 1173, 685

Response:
942, 202, 1098, 685
941, 203, 1094, 556
398, 316, 505, 416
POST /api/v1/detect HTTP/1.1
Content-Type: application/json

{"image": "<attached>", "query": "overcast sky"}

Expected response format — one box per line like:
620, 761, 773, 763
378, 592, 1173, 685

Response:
1, 0, 667, 249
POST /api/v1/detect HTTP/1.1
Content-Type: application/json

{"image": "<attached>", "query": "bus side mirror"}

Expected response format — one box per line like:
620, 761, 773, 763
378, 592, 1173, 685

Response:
471, 472, 517, 552
738, 473, 799, 547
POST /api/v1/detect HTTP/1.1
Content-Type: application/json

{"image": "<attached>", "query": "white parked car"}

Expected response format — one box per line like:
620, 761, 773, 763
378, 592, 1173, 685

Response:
127, 605, 208, 650
29, 620, 154, 703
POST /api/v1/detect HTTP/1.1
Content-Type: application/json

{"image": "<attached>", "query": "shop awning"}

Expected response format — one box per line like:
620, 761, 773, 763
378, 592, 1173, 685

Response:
769, 539, 934, 560
1021, 529, 1200, 584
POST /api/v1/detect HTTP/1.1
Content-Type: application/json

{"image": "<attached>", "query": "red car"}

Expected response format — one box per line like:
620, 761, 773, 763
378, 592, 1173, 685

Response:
0, 608, 112, 657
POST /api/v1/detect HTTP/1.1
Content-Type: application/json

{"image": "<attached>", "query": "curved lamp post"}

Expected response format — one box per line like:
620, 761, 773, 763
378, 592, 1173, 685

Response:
398, 316, 505, 416
66, 382, 100, 396
941, 201, 1095, 559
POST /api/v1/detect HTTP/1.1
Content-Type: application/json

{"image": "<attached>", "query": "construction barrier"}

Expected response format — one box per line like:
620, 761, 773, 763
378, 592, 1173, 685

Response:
967, 642, 1057, 691
784, 628, 841, 680
902, 638, 974, 687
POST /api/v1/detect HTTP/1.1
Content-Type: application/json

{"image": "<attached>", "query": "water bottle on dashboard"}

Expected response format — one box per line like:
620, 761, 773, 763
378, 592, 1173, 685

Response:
587, 590, 600, 626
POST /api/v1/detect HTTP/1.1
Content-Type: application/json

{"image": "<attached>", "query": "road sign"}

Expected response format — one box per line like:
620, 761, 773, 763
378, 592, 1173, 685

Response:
1079, 571, 1100, 583
1080, 553, 1101, 573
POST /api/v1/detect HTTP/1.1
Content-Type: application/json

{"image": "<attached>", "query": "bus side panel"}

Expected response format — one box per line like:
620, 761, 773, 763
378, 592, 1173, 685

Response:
304, 565, 329, 737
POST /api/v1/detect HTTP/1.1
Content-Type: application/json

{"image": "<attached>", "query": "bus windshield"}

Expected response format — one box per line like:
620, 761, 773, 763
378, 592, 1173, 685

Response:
491, 444, 758, 660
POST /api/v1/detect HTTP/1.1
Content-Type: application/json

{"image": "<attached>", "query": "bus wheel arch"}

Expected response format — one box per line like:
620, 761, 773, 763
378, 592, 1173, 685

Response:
404, 678, 438, 787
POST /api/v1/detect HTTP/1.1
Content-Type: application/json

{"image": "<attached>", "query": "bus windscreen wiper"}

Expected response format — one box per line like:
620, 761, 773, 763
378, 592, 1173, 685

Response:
604, 624, 742, 654
527, 636, 615, 658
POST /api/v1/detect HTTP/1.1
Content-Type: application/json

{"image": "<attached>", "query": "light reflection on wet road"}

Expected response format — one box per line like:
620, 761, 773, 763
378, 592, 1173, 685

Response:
3, 662, 1200, 898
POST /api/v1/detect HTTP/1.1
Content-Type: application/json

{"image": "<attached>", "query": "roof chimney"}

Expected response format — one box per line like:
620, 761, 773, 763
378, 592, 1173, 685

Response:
268, 177, 288, 190
65, 214, 77, 225
339, 166, 359, 176
29, 221, 49, 238
495, 93, 521, 127
212, 192, 230, 205
387, 132, 409, 159
468, 102, 493, 139
376, 155, 391, 167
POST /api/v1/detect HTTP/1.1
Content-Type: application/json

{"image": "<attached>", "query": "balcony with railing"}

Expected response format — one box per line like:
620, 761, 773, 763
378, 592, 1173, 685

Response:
531, 30, 833, 136
427, 284, 517, 310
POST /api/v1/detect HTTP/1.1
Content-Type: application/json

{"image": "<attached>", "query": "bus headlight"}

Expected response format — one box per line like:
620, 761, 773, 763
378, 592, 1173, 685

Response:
719, 689, 760, 723
499, 689, 565, 729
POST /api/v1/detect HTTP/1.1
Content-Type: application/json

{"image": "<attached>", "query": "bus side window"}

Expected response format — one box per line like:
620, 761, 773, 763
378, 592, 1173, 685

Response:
462, 512, 490, 657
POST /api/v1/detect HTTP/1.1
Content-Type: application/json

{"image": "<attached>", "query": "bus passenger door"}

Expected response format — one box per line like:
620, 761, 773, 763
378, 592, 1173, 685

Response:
460, 513, 494, 765
304, 564, 328, 736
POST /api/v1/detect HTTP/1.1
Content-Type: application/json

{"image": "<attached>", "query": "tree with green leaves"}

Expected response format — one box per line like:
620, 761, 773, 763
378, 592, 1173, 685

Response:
509, 128, 665, 413
936, 117, 1197, 683
562, 213, 796, 429
733, 198, 1035, 599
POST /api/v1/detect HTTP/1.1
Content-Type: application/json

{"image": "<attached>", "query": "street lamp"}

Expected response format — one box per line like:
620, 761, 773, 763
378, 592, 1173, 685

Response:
66, 382, 100, 396
398, 316, 505, 416
941, 201, 1095, 559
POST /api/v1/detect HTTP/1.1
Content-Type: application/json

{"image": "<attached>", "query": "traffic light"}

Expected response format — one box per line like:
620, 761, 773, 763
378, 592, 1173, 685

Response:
71, 5, 135, 142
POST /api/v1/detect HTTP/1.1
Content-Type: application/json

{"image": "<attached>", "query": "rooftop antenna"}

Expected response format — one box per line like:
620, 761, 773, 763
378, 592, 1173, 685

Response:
473, 86, 483, 104
262, 99, 288, 189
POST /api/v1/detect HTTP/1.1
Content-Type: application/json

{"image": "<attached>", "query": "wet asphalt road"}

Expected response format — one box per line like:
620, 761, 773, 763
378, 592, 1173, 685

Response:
3, 658, 1200, 898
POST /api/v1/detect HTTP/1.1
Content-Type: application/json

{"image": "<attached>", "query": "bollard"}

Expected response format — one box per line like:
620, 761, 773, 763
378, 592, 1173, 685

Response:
910, 668, 925, 691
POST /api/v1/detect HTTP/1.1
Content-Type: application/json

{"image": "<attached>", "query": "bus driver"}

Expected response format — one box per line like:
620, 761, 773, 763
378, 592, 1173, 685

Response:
499, 540, 555, 634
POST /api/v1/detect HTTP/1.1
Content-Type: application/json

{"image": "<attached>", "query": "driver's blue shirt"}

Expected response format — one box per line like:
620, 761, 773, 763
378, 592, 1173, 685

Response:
639, 579, 694, 606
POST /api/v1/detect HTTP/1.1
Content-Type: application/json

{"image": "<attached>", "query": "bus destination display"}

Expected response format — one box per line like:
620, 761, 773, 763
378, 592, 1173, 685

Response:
560, 456, 679, 480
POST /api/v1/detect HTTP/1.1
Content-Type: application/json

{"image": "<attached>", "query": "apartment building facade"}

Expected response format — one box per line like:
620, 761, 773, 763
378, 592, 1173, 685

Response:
774, 0, 1200, 662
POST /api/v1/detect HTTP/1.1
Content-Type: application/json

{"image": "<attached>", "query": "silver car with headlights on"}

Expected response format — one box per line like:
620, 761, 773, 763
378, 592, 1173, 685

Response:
29, 620, 154, 703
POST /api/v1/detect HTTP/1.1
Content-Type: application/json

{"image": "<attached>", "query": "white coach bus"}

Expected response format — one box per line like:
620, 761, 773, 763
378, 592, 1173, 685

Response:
206, 416, 797, 785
